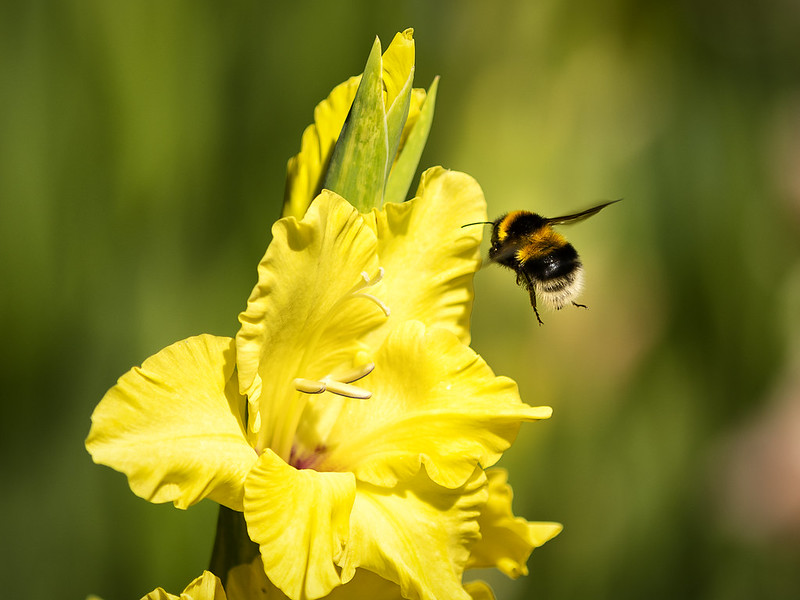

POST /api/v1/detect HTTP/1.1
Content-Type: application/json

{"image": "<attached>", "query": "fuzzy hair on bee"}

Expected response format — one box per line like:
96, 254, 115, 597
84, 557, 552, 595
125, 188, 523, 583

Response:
463, 200, 619, 325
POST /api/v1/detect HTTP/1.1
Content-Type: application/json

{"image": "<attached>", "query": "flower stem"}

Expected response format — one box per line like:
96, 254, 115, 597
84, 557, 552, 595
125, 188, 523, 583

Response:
208, 505, 260, 584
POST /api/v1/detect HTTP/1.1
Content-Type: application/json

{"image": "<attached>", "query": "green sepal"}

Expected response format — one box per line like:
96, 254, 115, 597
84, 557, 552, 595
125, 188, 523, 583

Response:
323, 37, 388, 213
383, 69, 414, 186
384, 76, 439, 205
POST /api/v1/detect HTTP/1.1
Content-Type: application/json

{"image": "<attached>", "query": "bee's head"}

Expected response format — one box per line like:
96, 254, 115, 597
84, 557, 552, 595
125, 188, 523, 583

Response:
494, 211, 547, 245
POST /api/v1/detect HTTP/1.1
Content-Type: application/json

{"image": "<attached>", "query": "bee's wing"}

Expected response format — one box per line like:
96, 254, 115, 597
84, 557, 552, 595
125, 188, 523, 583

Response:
545, 199, 621, 226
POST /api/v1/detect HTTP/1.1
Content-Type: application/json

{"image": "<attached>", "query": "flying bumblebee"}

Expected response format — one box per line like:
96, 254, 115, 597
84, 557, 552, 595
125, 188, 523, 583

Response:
463, 200, 619, 325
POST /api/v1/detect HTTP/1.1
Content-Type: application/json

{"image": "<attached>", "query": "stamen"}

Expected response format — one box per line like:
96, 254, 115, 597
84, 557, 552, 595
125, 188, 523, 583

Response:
351, 292, 391, 316
293, 362, 375, 400
293, 378, 327, 394
320, 378, 372, 399
369, 266, 385, 285
351, 267, 384, 289
336, 362, 375, 384
344, 267, 390, 317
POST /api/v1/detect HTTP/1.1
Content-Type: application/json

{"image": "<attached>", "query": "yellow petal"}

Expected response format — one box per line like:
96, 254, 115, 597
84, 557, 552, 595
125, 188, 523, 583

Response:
361, 167, 486, 348
283, 77, 361, 220
381, 29, 415, 116
464, 581, 496, 600
236, 191, 385, 453
317, 321, 551, 489
142, 590, 178, 600
181, 571, 228, 600
227, 556, 408, 600
323, 570, 406, 600
338, 468, 488, 600
86, 335, 254, 510
467, 469, 562, 578
141, 571, 227, 600
244, 449, 356, 600
381, 31, 415, 194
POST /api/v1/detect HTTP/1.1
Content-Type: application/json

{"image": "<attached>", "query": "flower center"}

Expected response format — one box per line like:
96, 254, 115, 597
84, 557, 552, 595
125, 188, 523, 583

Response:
289, 443, 327, 470
266, 267, 389, 461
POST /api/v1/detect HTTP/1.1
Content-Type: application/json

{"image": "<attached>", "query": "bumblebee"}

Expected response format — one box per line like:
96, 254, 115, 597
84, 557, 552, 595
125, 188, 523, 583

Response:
464, 200, 619, 325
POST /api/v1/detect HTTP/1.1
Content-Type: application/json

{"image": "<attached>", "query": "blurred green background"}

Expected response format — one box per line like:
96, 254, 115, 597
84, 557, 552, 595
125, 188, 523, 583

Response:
3, 1, 800, 599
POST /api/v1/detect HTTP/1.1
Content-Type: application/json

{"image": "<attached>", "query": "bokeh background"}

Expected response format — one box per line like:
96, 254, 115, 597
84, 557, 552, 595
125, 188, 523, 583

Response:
3, 1, 800, 599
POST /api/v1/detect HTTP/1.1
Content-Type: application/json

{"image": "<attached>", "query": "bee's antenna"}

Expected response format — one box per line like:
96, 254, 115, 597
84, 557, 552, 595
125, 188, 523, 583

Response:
461, 221, 494, 228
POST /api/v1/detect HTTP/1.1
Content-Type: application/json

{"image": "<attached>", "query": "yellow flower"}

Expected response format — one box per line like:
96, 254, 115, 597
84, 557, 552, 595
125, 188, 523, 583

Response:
88, 28, 559, 600
87, 170, 551, 600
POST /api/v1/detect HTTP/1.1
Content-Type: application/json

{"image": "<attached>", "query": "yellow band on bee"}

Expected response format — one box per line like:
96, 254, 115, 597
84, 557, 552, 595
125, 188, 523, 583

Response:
516, 229, 567, 263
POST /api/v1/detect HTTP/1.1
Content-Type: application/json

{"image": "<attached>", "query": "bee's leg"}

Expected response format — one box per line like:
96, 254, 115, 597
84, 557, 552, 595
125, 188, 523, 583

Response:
533, 302, 544, 325
572, 301, 588, 310
523, 272, 544, 326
